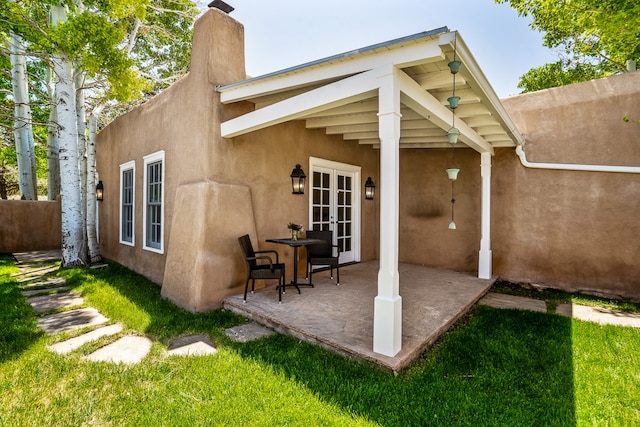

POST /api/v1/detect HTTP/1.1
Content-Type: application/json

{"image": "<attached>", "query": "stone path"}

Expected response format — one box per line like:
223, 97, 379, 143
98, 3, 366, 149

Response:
479, 292, 640, 328
14, 250, 275, 365
49, 324, 124, 354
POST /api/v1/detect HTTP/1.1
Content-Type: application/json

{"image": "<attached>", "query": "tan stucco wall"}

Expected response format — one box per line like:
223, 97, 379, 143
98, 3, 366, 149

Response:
398, 148, 481, 272
97, 9, 378, 310
494, 73, 640, 299
97, 8, 640, 308
97, 9, 246, 284
394, 73, 640, 300
0, 199, 61, 252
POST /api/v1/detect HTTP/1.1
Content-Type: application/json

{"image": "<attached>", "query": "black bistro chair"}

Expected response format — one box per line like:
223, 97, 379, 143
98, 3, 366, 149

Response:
305, 230, 340, 286
238, 234, 286, 303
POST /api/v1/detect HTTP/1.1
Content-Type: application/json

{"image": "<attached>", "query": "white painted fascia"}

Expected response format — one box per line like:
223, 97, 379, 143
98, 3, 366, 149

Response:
439, 31, 525, 149
218, 39, 445, 104
221, 68, 384, 138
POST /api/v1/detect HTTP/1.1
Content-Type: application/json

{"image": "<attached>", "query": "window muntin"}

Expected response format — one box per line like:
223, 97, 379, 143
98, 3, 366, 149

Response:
143, 151, 165, 253
119, 161, 135, 246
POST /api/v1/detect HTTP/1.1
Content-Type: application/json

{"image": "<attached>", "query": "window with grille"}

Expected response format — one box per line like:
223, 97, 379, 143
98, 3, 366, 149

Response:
119, 161, 135, 245
143, 151, 164, 253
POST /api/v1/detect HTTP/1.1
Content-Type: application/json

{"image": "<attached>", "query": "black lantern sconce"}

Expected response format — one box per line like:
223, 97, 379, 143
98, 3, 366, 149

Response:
364, 177, 376, 200
290, 164, 306, 194
96, 180, 104, 201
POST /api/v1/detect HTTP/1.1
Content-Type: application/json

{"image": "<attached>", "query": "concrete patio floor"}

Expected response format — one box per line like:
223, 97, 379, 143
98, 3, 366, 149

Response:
223, 261, 496, 373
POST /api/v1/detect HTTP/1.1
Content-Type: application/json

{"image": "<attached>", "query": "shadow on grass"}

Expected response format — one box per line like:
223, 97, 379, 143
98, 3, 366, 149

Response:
0, 255, 45, 363
233, 306, 576, 426
1, 256, 577, 425
57, 262, 246, 344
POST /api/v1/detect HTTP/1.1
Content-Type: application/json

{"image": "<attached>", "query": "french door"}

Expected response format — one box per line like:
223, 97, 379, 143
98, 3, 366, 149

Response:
308, 158, 361, 264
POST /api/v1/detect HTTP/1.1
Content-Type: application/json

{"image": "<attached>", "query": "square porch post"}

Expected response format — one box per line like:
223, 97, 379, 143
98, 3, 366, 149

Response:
373, 67, 402, 357
478, 151, 492, 279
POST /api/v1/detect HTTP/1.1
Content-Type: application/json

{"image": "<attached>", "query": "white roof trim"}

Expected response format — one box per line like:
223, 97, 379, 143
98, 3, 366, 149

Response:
218, 28, 524, 152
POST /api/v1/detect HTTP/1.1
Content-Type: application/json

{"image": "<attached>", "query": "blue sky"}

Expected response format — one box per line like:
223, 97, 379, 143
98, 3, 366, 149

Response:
207, 0, 559, 98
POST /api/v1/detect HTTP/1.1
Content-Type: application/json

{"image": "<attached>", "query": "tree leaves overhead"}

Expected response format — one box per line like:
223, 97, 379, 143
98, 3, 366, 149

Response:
1, 0, 197, 105
0, 0, 199, 197
517, 60, 606, 93
496, 0, 640, 91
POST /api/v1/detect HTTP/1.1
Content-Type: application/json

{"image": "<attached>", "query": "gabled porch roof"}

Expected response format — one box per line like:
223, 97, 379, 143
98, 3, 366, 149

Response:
217, 27, 524, 152
217, 28, 522, 358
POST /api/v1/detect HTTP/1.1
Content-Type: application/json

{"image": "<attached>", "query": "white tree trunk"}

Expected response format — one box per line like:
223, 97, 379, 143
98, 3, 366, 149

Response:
52, 4, 86, 267
75, 70, 88, 259
87, 109, 102, 262
9, 31, 37, 199
46, 66, 61, 199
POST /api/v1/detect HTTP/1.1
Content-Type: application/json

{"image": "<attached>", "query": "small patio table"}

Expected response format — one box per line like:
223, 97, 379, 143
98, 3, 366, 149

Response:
266, 237, 325, 293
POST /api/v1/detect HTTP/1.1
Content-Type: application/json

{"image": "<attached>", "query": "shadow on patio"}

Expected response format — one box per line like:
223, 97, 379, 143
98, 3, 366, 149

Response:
223, 261, 496, 373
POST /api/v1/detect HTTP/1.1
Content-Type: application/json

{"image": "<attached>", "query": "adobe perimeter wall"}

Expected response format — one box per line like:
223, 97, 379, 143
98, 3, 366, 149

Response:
398, 72, 640, 300
495, 73, 640, 299
0, 199, 61, 252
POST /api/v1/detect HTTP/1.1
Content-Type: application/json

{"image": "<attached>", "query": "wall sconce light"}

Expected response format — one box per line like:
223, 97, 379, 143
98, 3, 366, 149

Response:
290, 164, 306, 194
364, 177, 376, 200
96, 180, 104, 201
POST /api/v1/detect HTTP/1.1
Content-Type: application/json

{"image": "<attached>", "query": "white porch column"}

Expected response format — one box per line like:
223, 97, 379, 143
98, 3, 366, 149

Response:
478, 151, 492, 279
373, 67, 402, 357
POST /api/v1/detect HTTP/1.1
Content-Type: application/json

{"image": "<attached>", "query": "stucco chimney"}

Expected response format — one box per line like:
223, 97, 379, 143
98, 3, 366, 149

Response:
191, 7, 245, 85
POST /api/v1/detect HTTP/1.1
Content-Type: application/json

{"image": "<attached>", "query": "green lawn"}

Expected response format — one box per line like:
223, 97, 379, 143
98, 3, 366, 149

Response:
1, 254, 639, 426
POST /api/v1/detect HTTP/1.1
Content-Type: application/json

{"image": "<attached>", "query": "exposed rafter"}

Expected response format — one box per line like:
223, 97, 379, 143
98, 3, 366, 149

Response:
218, 29, 522, 152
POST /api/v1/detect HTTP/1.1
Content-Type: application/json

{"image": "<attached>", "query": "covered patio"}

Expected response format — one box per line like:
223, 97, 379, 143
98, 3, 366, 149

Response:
223, 262, 496, 373
218, 26, 522, 359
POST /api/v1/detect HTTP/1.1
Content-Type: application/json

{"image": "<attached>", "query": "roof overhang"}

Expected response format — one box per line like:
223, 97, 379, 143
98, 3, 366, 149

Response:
217, 28, 524, 154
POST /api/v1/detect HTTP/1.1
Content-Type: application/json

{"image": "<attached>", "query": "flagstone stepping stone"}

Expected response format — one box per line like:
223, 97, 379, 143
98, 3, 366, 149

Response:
48, 324, 124, 354
21, 287, 70, 297
556, 303, 640, 328
21, 277, 67, 290
225, 323, 275, 343
16, 267, 59, 282
167, 334, 217, 356
479, 292, 547, 313
12, 265, 56, 276
38, 307, 108, 335
84, 335, 152, 364
27, 292, 84, 313
13, 250, 61, 264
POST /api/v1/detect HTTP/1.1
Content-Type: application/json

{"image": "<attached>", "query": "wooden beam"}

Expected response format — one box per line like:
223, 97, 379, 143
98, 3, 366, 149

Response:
221, 70, 381, 138
395, 69, 494, 154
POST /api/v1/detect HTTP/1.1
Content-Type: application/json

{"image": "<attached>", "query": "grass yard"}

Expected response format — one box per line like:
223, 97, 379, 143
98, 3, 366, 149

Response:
1, 254, 639, 426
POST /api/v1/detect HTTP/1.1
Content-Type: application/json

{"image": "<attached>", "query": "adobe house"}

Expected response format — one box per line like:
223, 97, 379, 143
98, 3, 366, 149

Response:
96, 8, 640, 357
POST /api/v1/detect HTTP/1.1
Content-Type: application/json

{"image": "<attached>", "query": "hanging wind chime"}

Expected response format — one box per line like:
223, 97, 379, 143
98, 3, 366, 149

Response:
446, 32, 461, 230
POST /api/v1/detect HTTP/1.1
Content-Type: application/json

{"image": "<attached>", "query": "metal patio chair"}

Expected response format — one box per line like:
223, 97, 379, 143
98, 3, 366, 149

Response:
238, 234, 286, 303
305, 230, 340, 286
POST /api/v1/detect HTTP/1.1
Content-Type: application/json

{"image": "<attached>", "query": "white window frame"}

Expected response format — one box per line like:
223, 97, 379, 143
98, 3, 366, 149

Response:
143, 150, 165, 254
119, 161, 135, 246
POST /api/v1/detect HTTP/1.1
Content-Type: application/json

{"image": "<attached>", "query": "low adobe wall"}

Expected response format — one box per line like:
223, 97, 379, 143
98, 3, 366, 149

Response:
0, 198, 61, 252
495, 72, 640, 300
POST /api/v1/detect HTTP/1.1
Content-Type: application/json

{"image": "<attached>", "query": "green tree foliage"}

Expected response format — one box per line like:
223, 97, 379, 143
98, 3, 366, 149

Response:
496, 0, 640, 91
0, 0, 198, 197
517, 60, 606, 92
